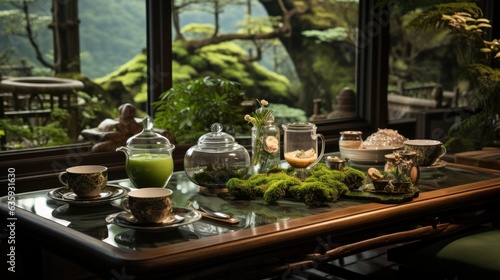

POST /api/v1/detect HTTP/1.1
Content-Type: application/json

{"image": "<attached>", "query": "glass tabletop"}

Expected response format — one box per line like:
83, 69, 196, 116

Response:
3, 157, 499, 251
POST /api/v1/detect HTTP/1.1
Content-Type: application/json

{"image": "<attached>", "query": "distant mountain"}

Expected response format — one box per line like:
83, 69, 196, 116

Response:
0, 0, 146, 79
79, 0, 146, 78
1, 0, 271, 79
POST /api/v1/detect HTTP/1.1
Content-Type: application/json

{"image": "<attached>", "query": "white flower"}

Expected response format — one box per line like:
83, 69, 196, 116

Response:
260, 100, 269, 106
244, 114, 256, 123
264, 136, 279, 153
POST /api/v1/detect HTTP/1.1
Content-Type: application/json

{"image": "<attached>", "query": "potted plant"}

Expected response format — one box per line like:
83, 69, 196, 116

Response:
153, 76, 247, 145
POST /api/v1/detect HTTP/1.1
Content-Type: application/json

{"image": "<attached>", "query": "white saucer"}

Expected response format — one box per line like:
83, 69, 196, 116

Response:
419, 160, 447, 172
47, 185, 128, 207
106, 207, 201, 232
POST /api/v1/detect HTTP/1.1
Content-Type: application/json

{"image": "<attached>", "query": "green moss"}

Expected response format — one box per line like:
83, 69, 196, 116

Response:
172, 40, 189, 57
134, 87, 147, 103
252, 63, 290, 84
200, 42, 247, 56
227, 164, 365, 207
184, 55, 208, 70
95, 52, 147, 83
201, 52, 239, 70
172, 61, 198, 82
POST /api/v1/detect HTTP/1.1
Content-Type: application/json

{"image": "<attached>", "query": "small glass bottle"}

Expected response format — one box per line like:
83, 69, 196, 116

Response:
339, 131, 363, 149
251, 114, 280, 174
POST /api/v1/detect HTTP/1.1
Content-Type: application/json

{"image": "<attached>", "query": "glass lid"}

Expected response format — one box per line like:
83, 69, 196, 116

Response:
126, 115, 173, 149
197, 123, 235, 148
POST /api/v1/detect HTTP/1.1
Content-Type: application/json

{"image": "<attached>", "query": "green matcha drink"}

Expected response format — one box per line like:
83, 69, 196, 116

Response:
127, 153, 174, 188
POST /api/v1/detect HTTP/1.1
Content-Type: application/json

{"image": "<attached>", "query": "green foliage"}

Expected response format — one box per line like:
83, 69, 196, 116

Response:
95, 52, 147, 84
154, 76, 245, 144
76, 90, 108, 129
172, 61, 198, 82
0, 109, 71, 149
408, 3, 483, 30
201, 42, 247, 57
181, 23, 215, 40
267, 103, 307, 125
302, 27, 349, 43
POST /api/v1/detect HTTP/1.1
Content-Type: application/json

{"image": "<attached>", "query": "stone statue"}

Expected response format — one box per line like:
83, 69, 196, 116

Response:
327, 87, 356, 119
80, 103, 175, 152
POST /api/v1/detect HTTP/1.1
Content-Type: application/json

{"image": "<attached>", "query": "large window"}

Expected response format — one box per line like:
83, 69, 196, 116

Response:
0, 0, 390, 192
0, 0, 147, 150
1, 0, 382, 152
148, 0, 387, 144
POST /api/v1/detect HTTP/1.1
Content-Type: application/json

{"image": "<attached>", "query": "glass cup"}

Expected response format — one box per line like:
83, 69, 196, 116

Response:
282, 122, 325, 181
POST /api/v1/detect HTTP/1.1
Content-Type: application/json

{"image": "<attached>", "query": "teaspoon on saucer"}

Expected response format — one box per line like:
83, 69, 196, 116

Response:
190, 200, 230, 219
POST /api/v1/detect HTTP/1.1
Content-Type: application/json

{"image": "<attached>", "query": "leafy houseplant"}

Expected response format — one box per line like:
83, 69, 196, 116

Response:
153, 76, 246, 144
414, 3, 500, 150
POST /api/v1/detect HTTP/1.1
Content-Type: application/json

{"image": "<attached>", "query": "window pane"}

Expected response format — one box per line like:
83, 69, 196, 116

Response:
387, 5, 462, 121
0, 0, 146, 150
161, 0, 359, 144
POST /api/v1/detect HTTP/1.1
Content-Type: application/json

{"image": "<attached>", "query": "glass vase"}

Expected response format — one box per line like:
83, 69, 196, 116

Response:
251, 122, 280, 174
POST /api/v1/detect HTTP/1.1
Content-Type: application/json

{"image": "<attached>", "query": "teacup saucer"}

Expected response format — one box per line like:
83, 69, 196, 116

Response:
47, 184, 129, 207
62, 191, 113, 201
106, 207, 202, 232
117, 211, 183, 225
419, 160, 447, 172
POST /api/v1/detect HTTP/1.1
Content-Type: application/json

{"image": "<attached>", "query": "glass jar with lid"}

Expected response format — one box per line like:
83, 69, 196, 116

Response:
339, 131, 363, 149
184, 123, 250, 188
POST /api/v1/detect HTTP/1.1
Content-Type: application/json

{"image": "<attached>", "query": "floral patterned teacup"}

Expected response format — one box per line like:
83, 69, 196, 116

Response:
403, 140, 446, 166
58, 165, 108, 198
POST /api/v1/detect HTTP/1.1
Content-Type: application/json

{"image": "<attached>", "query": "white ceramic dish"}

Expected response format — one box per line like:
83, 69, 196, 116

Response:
339, 146, 402, 164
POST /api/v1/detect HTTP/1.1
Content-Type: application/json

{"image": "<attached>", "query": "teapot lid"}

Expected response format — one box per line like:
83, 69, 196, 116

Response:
126, 115, 173, 149
197, 123, 235, 148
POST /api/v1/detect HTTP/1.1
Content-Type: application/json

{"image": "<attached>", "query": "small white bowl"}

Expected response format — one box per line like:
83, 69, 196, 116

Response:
339, 146, 402, 164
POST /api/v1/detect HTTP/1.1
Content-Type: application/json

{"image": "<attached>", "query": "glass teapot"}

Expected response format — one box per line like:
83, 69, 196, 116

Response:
184, 123, 250, 188
116, 116, 175, 188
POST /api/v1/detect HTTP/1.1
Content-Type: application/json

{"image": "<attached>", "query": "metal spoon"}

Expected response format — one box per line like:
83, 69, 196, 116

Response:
192, 200, 230, 219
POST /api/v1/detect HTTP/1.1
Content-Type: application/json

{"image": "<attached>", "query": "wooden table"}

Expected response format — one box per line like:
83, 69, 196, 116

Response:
2, 161, 500, 279
455, 149, 500, 170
